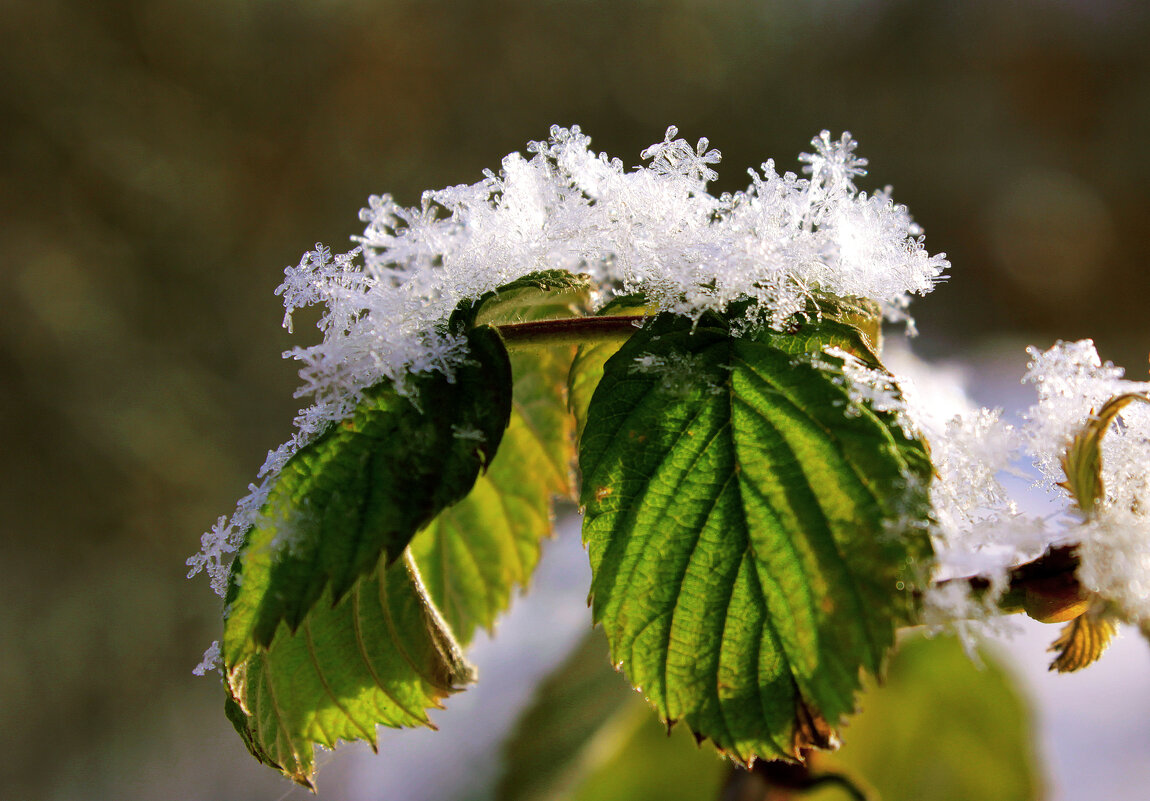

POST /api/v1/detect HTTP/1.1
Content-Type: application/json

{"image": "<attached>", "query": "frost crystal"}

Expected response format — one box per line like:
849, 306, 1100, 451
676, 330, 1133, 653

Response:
826, 346, 914, 436
193, 640, 221, 676
1024, 340, 1150, 625
629, 352, 724, 398
283, 124, 946, 424
880, 343, 1045, 621
190, 125, 948, 600
911, 339, 1150, 630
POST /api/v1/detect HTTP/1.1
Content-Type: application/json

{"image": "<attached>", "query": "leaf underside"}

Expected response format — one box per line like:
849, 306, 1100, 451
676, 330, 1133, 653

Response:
411, 271, 590, 644
812, 633, 1041, 801
226, 552, 473, 786
221, 324, 512, 785
1048, 608, 1119, 673
495, 629, 643, 801
224, 324, 513, 662
579, 311, 932, 763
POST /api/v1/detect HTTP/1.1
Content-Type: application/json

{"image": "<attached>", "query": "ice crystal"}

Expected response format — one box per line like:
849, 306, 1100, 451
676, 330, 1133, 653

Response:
192, 640, 221, 677
1024, 340, 1150, 624
827, 345, 914, 436
881, 343, 1045, 622
629, 351, 724, 398
191, 125, 948, 598
913, 340, 1150, 629
186, 515, 237, 597
283, 124, 946, 427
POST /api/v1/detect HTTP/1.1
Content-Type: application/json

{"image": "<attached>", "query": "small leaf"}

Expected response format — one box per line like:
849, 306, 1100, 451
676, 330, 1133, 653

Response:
494, 629, 643, 801
223, 325, 513, 662
1048, 607, 1118, 673
809, 633, 1041, 801
564, 708, 729, 801
1060, 392, 1150, 517
1050, 392, 1147, 667
225, 552, 474, 786
411, 271, 590, 644
579, 311, 932, 762
753, 313, 885, 369
808, 293, 884, 354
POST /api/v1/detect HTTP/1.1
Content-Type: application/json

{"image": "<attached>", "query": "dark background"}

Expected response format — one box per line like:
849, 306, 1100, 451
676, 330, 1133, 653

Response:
3, 1, 1149, 798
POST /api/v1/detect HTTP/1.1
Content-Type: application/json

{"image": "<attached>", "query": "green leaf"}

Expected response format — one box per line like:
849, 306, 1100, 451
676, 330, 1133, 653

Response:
223, 324, 513, 661
565, 707, 726, 801
807, 293, 884, 353
411, 272, 591, 644
754, 313, 885, 368
565, 704, 728, 801
494, 629, 644, 801
807, 633, 1041, 801
494, 627, 729, 801
225, 552, 474, 787
579, 311, 932, 763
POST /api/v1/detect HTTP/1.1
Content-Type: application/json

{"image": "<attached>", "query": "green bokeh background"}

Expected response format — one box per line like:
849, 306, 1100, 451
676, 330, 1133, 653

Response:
3, 1, 1148, 798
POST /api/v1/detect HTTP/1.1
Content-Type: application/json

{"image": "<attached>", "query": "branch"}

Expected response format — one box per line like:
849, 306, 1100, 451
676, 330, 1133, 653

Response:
934, 545, 1086, 622
495, 314, 646, 350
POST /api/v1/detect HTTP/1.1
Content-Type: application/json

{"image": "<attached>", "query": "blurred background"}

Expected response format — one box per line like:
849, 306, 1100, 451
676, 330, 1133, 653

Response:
3, 0, 1150, 799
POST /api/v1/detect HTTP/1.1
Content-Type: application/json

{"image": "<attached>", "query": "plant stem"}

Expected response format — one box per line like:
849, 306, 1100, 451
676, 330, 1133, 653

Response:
495, 314, 647, 350
933, 545, 1084, 620
720, 757, 875, 801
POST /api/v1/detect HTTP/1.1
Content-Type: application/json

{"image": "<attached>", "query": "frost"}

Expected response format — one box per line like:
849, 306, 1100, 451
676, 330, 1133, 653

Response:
825, 345, 914, 436
191, 124, 948, 600
185, 515, 239, 597
193, 640, 221, 677
1023, 340, 1150, 625
911, 339, 1150, 630
1022, 339, 1146, 496
640, 125, 722, 183
629, 351, 725, 398
1078, 510, 1150, 623
451, 424, 487, 443
883, 344, 1048, 622
279, 124, 946, 435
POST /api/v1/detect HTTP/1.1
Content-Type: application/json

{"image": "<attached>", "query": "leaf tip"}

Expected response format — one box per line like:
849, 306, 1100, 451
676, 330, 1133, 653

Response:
792, 699, 839, 757
1047, 608, 1118, 673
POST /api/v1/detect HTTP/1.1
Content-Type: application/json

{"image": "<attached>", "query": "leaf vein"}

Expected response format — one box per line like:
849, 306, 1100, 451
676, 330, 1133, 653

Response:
304, 618, 374, 744
350, 582, 427, 724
